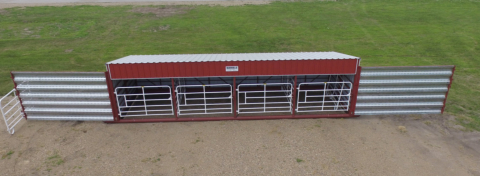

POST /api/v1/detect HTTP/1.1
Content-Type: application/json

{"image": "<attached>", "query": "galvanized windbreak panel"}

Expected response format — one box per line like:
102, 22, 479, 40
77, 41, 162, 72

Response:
357, 94, 445, 100
25, 107, 112, 113
360, 71, 452, 77
14, 73, 106, 82
358, 86, 448, 93
356, 102, 444, 107
355, 66, 454, 115
27, 115, 112, 121
17, 85, 107, 90
22, 101, 110, 106
12, 72, 114, 121
20, 92, 109, 99
359, 79, 450, 85
355, 109, 441, 115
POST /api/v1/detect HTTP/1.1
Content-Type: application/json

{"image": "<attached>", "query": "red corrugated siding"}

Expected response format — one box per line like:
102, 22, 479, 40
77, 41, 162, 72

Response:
108, 59, 359, 79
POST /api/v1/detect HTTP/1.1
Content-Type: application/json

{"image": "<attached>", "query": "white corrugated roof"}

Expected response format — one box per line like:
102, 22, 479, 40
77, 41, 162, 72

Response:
107, 52, 359, 64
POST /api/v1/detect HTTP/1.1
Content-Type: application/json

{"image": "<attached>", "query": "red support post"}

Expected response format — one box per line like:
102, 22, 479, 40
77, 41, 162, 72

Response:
441, 66, 456, 113
349, 66, 362, 116
105, 71, 120, 121
233, 77, 237, 118
292, 76, 297, 117
171, 78, 178, 120
10, 72, 27, 119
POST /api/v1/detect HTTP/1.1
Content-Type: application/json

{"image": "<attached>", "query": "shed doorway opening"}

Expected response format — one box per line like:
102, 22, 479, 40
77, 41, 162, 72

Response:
236, 76, 294, 116
174, 77, 233, 117
296, 75, 353, 114
113, 79, 174, 119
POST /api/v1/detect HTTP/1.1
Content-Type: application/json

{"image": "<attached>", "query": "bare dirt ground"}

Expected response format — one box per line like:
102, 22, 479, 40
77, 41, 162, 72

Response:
1, 111, 479, 176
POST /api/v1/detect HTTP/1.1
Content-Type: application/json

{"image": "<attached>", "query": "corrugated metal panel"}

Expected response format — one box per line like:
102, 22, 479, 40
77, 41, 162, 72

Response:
12, 72, 114, 121
107, 52, 359, 64
359, 79, 450, 85
361, 71, 452, 77
13, 73, 106, 82
20, 92, 109, 98
108, 59, 359, 79
356, 102, 444, 107
357, 94, 445, 100
22, 101, 111, 106
355, 109, 441, 115
358, 86, 448, 93
25, 107, 112, 113
27, 115, 113, 121
17, 85, 107, 90
355, 66, 454, 115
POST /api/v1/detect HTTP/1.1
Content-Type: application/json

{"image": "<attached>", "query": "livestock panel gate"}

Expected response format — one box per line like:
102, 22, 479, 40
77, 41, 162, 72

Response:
1, 52, 455, 133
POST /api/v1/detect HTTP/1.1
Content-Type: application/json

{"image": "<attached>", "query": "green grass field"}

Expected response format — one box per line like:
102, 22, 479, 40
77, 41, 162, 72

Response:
0, 0, 479, 129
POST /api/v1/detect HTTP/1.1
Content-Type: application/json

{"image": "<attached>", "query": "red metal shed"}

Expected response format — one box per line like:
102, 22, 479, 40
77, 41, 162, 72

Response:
106, 52, 360, 79
103, 52, 362, 123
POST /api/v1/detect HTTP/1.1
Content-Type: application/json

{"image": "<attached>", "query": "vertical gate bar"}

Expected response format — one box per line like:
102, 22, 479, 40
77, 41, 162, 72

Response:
116, 93, 123, 117
441, 66, 456, 113
263, 84, 266, 112
349, 66, 362, 116
335, 83, 345, 110
297, 85, 301, 112
229, 85, 233, 114
13, 91, 19, 122
10, 72, 26, 119
171, 78, 178, 120
142, 87, 147, 115
345, 83, 351, 110
203, 85, 207, 114
244, 84, 248, 105
233, 77, 237, 118
105, 71, 120, 121
322, 82, 326, 111
292, 76, 297, 116
305, 89, 307, 102
169, 87, 174, 115
239, 85, 242, 114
